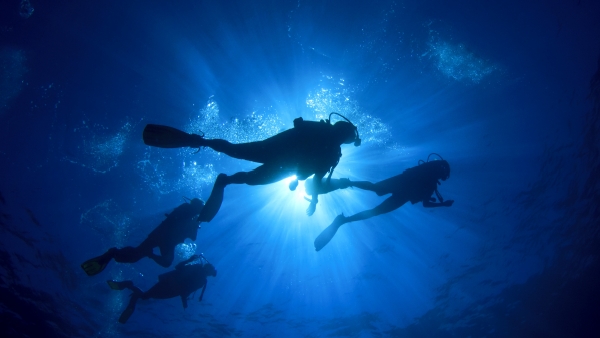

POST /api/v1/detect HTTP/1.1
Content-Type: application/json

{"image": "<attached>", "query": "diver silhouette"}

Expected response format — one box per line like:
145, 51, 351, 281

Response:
142, 113, 361, 222
107, 254, 217, 323
81, 198, 204, 276
312, 154, 454, 251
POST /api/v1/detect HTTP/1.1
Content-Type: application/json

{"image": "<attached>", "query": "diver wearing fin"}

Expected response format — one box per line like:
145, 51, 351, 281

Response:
107, 254, 217, 323
81, 198, 204, 276
312, 154, 454, 251
143, 113, 361, 222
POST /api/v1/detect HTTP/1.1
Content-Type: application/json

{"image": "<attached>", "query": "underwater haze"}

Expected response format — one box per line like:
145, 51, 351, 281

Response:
1, 0, 600, 337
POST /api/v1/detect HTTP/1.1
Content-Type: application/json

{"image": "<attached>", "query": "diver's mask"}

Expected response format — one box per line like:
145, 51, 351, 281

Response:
329, 112, 361, 147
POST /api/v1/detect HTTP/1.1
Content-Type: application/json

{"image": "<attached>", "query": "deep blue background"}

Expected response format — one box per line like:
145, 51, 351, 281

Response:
1, 0, 600, 337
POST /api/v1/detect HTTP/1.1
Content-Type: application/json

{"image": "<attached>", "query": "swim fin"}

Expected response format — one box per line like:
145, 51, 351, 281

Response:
143, 124, 205, 148
81, 249, 116, 276
314, 214, 346, 251
118, 294, 139, 324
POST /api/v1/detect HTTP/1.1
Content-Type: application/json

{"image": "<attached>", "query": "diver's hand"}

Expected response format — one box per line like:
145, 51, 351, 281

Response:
442, 200, 454, 207
306, 202, 317, 216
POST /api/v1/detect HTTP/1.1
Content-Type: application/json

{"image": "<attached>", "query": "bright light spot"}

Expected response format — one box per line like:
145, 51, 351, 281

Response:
176, 242, 197, 260
282, 175, 297, 186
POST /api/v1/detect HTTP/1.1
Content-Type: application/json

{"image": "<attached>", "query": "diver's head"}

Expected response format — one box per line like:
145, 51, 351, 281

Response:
203, 263, 217, 277
433, 160, 450, 181
333, 121, 360, 146
190, 198, 205, 213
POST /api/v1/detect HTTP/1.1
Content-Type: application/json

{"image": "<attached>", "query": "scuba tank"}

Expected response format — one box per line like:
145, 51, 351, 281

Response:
293, 113, 361, 146
293, 113, 361, 182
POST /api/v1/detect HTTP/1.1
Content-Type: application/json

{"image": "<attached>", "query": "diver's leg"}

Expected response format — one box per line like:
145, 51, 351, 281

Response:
197, 173, 228, 223
348, 181, 388, 195
305, 178, 351, 196
198, 166, 292, 223
202, 139, 270, 163
105, 280, 145, 323
111, 234, 157, 264
344, 196, 408, 223
148, 245, 175, 268
225, 165, 292, 186
112, 246, 148, 264
314, 196, 408, 251
119, 291, 142, 323
142, 283, 175, 300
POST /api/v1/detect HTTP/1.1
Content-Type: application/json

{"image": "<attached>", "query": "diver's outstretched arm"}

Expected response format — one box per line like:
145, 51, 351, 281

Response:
423, 199, 454, 208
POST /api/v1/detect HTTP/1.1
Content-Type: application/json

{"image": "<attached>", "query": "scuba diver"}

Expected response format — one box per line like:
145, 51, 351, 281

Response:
142, 113, 361, 222
313, 154, 454, 251
107, 254, 217, 323
81, 198, 204, 276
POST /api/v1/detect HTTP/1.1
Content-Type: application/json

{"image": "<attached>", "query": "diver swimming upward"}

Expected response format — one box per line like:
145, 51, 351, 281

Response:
107, 254, 217, 323
310, 154, 454, 251
81, 198, 204, 276
142, 113, 361, 223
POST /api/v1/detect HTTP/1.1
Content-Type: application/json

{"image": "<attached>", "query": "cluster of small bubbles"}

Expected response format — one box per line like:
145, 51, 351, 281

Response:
306, 82, 392, 147
175, 242, 197, 261
136, 152, 216, 197
424, 35, 497, 83
186, 97, 285, 148
88, 124, 129, 161
136, 152, 214, 196
19, 0, 34, 19
80, 199, 134, 248
176, 161, 217, 196
66, 120, 133, 174
104, 269, 128, 336
0, 48, 27, 115
136, 155, 180, 195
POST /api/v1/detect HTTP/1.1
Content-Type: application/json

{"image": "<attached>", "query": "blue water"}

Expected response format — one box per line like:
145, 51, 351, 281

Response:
1, 0, 599, 337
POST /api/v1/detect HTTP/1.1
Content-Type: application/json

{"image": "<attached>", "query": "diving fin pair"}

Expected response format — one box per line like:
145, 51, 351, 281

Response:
314, 214, 346, 251
81, 248, 116, 276
106, 280, 139, 324
143, 124, 205, 149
